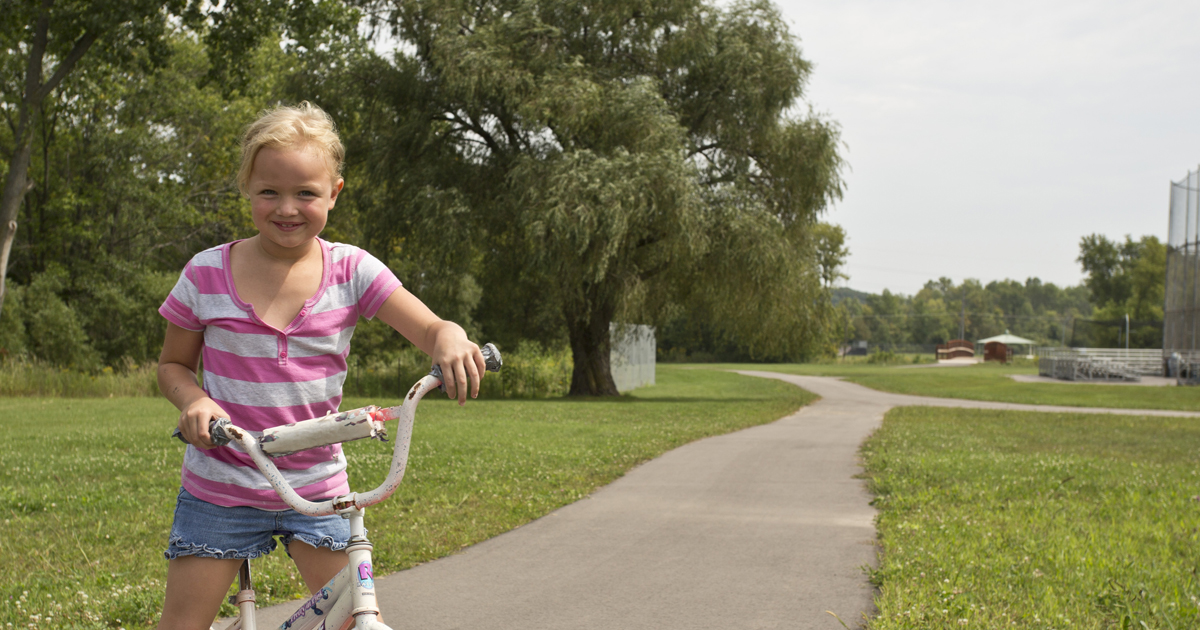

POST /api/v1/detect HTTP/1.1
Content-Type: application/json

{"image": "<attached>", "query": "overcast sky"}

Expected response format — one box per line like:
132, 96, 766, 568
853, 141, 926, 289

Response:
772, 0, 1200, 295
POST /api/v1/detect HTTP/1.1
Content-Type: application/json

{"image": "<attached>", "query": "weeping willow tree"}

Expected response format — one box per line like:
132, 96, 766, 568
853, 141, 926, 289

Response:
353, 0, 845, 395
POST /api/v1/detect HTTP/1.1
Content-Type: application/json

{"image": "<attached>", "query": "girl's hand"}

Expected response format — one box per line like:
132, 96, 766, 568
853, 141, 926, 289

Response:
431, 328, 486, 405
178, 397, 231, 449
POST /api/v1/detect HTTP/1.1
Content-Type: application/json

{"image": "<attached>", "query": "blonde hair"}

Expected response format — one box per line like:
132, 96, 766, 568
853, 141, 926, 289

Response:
237, 101, 345, 196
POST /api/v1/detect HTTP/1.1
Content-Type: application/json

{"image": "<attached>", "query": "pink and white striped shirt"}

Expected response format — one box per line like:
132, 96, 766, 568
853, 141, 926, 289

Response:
159, 239, 402, 509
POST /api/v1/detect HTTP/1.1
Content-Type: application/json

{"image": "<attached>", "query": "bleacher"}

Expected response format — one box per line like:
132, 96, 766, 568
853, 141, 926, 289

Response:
1036, 348, 1162, 382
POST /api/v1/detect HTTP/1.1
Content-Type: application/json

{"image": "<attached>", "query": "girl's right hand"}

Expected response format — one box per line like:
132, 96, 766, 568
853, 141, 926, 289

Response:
177, 397, 230, 449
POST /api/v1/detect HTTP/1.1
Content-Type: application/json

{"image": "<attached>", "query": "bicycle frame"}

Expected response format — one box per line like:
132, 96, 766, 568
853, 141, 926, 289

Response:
211, 343, 501, 630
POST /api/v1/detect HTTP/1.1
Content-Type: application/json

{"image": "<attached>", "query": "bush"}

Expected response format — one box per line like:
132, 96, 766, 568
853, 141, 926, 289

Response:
866, 349, 898, 364
343, 341, 571, 399
0, 357, 159, 397
23, 267, 101, 370
0, 284, 27, 358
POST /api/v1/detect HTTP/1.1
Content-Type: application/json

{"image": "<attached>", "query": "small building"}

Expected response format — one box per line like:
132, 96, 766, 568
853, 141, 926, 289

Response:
983, 341, 1009, 363
977, 332, 1035, 363
844, 340, 869, 356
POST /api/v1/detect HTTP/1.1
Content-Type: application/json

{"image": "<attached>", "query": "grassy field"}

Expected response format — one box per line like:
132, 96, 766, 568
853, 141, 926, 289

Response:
0, 366, 813, 629
862, 406, 1200, 629
717, 361, 1200, 411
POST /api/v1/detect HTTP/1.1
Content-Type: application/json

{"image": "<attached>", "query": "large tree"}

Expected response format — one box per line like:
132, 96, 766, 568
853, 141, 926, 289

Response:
356, 0, 844, 394
0, 0, 198, 319
0, 0, 365, 320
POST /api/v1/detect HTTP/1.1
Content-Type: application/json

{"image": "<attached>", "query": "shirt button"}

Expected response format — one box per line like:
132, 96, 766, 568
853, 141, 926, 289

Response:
280, 351, 288, 358
300, 309, 308, 316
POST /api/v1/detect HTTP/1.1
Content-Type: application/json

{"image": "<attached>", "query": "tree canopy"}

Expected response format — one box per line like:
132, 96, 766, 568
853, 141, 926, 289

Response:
831, 277, 1093, 350
355, 0, 844, 394
0, 0, 849, 393
1076, 233, 1165, 348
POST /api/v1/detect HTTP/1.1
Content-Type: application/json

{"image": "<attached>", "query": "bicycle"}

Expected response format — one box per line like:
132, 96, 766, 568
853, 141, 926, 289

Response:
173, 343, 502, 630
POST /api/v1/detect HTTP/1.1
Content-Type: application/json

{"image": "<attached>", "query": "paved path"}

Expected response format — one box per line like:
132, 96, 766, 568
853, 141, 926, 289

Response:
249, 373, 1200, 629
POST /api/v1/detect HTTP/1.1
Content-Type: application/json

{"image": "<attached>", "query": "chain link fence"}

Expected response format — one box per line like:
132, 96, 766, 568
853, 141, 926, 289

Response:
1166, 167, 1200, 362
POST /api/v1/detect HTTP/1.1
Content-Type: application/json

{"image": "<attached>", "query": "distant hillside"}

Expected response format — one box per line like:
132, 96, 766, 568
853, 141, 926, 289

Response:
831, 287, 873, 305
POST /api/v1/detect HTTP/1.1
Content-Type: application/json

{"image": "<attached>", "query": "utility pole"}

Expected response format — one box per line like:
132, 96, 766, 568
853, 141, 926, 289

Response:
959, 298, 966, 341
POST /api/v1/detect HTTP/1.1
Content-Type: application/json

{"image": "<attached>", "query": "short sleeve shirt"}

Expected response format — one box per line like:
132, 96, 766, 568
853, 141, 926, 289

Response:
159, 238, 402, 509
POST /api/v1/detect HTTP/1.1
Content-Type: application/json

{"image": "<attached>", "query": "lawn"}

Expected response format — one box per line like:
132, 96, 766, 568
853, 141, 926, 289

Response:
862, 406, 1200, 629
714, 361, 1200, 411
0, 365, 813, 629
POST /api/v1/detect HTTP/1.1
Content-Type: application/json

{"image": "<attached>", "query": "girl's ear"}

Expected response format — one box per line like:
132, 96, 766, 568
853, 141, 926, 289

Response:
330, 178, 345, 204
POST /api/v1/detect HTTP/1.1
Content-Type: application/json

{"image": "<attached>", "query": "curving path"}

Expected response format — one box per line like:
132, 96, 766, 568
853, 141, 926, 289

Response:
249, 372, 1200, 630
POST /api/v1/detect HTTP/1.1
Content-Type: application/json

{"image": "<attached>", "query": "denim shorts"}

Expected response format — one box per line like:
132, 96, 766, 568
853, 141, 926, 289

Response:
164, 488, 350, 560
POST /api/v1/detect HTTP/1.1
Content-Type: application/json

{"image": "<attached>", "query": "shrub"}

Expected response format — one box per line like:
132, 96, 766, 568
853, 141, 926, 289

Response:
0, 357, 159, 397
23, 267, 101, 370
343, 341, 572, 399
866, 349, 898, 364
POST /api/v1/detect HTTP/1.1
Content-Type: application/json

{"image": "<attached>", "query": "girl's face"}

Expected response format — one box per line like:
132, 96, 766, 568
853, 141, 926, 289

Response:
246, 146, 343, 255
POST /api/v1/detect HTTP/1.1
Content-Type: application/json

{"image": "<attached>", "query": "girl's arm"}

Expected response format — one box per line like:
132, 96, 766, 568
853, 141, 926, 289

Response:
158, 322, 229, 449
375, 286, 486, 405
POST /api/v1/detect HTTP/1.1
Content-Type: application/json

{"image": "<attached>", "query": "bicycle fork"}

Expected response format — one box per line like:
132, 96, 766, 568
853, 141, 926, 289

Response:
343, 508, 386, 630
270, 507, 388, 630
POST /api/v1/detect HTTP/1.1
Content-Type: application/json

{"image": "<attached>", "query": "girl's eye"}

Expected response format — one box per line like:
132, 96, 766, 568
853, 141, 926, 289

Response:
299, 190, 317, 198
259, 189, 277, 196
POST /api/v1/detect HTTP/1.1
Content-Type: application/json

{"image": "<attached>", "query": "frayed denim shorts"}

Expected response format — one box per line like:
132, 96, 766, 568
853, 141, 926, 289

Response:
164, 488, 350, 560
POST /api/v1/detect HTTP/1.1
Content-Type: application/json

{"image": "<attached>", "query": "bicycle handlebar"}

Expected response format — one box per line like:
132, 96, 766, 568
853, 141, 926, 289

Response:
174, 343, 502, 517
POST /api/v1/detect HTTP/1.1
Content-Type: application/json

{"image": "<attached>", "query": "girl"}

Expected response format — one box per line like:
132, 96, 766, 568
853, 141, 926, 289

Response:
155, 102, 485, 629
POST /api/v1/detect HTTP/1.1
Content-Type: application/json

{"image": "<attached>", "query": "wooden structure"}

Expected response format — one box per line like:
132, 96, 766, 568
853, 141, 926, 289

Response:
983, 341, 1011, 363
936, 339, 975, 361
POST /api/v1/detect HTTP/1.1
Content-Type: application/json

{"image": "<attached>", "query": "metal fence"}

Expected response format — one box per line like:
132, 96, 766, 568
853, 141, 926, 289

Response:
1166, 167, 1200, 361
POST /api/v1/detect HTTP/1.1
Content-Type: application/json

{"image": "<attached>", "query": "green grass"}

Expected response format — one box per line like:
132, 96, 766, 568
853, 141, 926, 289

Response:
862, 406, 1200, 629
0, 365, 813, 629
714, 361, 1200, 411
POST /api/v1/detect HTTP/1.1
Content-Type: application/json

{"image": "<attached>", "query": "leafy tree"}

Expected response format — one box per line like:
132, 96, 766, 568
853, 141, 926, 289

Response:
0, 1, 371, 365
356, 0, 844, 394
0, 30, 284, 366
908, 288, 954, 344
864, 289, 908, 346
0, 0, 193, 319
1077, 234, 1165, 347
812, 222, 849, 289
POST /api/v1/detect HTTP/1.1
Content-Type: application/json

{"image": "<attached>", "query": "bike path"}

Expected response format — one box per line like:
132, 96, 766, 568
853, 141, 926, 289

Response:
251, 373, 1200, 629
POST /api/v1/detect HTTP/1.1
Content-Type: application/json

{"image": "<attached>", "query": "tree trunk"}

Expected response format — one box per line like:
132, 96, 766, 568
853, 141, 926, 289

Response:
0, 1, 97, 319
0, 118, 34, 320
565, 300, 620, 397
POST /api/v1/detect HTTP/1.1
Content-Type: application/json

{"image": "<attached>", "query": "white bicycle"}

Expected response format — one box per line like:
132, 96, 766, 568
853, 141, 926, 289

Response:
175, 343, 502, 630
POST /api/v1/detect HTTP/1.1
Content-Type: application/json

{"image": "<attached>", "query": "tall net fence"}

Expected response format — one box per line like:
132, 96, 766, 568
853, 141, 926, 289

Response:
1166, 167, 1200, 360
1069, 318, 1162, 349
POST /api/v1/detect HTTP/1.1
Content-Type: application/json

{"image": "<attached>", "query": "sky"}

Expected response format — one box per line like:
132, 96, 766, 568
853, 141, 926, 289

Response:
771, 0, 1200, 296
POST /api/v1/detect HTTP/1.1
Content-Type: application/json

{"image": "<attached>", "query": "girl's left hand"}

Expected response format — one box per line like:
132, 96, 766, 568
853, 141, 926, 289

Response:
431, 329, 486, 405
